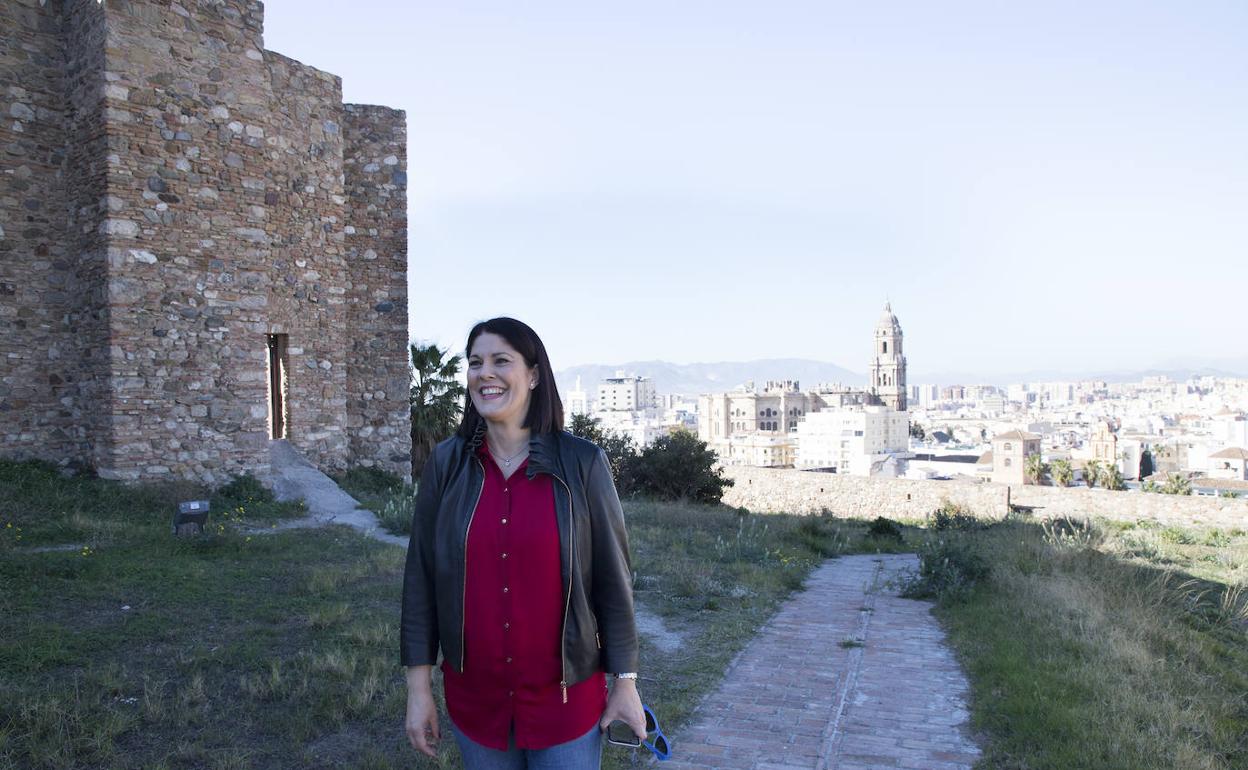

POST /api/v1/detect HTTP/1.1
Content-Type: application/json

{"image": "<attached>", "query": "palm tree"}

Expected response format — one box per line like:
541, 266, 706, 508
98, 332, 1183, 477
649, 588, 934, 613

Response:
1084, 459, 1102, 489
1161, 473, 1192, 496
1050, 458, 1073, 488
409, 342, 466, 473
1101, 464, 1125, 491
1024, 453, 1049, 485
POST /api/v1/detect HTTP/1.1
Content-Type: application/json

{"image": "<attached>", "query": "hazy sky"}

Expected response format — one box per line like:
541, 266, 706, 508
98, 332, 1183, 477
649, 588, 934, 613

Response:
263, 1, 1248, 377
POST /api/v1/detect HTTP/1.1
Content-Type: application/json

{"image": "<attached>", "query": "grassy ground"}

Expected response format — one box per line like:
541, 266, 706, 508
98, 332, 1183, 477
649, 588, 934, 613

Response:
0, 460, 907, 769
914, 511, 1248, 770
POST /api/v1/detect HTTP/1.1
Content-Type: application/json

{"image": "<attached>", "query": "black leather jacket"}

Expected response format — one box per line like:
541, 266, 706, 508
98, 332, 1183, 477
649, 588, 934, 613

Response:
400, 427, 639, 693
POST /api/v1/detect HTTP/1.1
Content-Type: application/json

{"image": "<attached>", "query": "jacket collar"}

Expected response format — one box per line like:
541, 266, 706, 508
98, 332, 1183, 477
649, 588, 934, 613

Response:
466, 421, 565, 482
526, 431, 563, 481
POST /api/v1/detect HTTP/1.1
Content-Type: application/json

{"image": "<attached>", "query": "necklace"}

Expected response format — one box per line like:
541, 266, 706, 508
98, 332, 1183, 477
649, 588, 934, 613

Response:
489, 442, 528, 468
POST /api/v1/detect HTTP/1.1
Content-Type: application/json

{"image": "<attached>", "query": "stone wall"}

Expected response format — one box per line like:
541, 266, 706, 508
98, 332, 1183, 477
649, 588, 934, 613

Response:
64, 0, 113, 471
722, 466, 1248, 530
343, 104, 411, 479
0, 0, 73, 461
0, 0, 411, 485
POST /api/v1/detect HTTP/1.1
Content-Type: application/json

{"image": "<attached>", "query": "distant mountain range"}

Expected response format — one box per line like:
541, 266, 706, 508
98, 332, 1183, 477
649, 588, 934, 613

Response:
555, 358, 864, 399
554, 357, 1248, 398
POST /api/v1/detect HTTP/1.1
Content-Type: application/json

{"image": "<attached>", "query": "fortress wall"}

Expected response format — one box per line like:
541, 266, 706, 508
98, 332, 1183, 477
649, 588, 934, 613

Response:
0, 0, 410, 485
722, 466, 1248, 530
343, 104, 411, 481
0, 0, 76, 460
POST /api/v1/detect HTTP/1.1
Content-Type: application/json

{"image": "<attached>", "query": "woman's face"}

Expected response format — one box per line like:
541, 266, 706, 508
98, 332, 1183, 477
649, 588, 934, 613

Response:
467, 332, 538, 429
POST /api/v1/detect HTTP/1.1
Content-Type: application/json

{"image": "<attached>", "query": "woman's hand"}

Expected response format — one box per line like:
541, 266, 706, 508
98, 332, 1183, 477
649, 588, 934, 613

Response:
598, 677, 646, 741
404, 665, 440, 758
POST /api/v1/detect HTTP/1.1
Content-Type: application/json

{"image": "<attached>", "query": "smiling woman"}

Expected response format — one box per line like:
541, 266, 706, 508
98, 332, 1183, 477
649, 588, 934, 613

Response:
400, 317, 647, 768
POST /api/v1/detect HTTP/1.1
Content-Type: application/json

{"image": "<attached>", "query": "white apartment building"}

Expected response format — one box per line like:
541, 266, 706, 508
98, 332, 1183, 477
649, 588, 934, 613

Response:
594, 409, 666, 448
565, 376, 590, 418
910, 384, 940, 408
1214, 410, 1248, 448
597, 372, 657, 413
795, 406, 909, 475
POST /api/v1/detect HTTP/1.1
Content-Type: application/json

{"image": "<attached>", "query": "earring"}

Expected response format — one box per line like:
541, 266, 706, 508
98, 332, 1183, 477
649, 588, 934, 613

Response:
530, 382, 537, 390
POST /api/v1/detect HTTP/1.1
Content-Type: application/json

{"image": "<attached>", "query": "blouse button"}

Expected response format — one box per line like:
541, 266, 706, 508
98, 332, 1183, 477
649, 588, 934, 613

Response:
502, 586, 509, 593
504, 622, 510, 630
501, 552, 508, 559
505, 657, 512, 664
501, 518, 508, 524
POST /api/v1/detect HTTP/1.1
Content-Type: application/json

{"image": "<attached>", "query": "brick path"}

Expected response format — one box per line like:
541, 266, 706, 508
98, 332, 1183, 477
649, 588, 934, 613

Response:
661, 554, 980, 770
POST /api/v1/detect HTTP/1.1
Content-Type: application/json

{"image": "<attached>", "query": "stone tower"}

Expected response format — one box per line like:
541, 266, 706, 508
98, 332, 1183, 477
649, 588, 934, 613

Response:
0, 0, 411, 484
869, 303, 907, 411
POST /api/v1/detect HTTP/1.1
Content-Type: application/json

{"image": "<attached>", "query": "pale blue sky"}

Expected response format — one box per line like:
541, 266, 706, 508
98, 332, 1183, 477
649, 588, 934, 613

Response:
264, 1, 1248, 378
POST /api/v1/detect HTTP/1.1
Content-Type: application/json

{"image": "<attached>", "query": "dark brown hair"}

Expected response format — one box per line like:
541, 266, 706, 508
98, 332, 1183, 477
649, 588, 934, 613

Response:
456, 317, 564, 439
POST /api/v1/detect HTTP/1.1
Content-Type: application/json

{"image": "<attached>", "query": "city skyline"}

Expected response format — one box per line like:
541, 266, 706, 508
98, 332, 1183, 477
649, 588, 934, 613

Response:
265, 1, 1248, 375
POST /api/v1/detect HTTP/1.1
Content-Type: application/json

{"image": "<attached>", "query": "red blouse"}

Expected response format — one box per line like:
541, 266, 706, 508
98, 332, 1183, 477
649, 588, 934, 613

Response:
441, 446, 607, 750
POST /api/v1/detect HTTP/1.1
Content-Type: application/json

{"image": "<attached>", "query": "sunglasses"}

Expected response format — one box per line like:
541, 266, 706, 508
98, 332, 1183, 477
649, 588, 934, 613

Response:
606, 704, 671, 761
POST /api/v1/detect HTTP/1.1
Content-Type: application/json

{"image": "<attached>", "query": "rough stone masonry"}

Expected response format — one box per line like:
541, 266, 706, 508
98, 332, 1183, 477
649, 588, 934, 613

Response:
0, 0, 411, 484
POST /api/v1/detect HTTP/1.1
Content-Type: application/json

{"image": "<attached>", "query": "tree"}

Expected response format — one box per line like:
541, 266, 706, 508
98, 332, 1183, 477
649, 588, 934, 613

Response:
409, 342, 466, 473
909, 422, 926, 441
1160, 473, 1192, 496
1024, 453, 1049, 485
1101, 464, 1125, 491
632, 429, 733, 503
1050, 458, 1073, 488
1084, 459, 1102, 489
1139, 448, 1155, 480
569, 413, 638, 494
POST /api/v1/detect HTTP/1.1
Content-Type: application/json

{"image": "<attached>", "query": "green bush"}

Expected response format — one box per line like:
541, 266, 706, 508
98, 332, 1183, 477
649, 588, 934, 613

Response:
866, 516, 903, 540
930, 500, 980, 531
568, 413, 639, 494
337, 466, 404, 497
900, 535, 990, 604
215, 473, 273, 505
631, 430, 733, 504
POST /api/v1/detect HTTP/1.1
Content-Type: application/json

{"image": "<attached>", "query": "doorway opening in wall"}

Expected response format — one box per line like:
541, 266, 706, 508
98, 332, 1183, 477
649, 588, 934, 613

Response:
266, 334, 289, 440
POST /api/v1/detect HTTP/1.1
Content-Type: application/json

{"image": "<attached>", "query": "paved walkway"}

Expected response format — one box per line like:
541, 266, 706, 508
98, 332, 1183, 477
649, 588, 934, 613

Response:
265, 439, 407, 546
662, 554, 980, 770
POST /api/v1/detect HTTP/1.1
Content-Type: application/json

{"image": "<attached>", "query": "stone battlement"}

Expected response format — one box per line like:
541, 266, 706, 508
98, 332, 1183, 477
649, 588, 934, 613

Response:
722, 466, 1247, 530
0, 0, 411, 484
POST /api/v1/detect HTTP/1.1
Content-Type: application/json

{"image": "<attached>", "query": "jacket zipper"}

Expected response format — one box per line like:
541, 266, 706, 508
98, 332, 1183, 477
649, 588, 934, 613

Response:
460, 455, 486, 672
554, 473, 574, 704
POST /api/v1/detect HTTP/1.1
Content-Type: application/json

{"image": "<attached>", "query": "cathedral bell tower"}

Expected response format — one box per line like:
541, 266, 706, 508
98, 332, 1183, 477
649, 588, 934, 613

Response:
870, 303, 907, 411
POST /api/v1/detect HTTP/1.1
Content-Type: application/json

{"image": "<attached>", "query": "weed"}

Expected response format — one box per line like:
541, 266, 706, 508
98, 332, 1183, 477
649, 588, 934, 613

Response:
1160, 526, 1197, 545
375, 489, 417, 537
838, 638, 865, 649
899, 535, 989, 604
930, 500, 980, 531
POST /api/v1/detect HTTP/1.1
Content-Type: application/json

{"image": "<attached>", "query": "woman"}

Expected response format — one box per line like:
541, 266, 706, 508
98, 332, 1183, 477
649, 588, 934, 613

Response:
401, 317, 646, 768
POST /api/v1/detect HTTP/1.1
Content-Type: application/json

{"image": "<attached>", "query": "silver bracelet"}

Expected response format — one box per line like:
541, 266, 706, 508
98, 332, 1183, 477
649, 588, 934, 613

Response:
614, 672, 638, 680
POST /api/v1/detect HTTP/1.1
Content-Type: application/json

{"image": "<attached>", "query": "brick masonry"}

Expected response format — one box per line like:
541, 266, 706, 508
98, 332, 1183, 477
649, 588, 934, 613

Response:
722, 466, 1248, 529
0, 0, 411, 485
660, 555, 980, 770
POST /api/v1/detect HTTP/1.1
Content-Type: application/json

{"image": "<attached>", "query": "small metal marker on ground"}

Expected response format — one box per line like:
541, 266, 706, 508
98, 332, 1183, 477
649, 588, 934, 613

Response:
173, 500, 210, 536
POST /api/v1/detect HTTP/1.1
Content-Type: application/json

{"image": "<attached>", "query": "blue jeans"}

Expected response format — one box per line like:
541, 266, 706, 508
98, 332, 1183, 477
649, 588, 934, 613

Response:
449, 721, 602, 770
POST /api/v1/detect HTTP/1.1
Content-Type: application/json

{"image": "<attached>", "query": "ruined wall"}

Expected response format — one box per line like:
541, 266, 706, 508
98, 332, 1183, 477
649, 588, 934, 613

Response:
261, 51, 351, 474
64, 0, 113, 470
343, 104, 411, 481
96, 0, 278, 481
0, 0, 410, 485
722, 466, 1248, 530
0, 0, 73, 459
